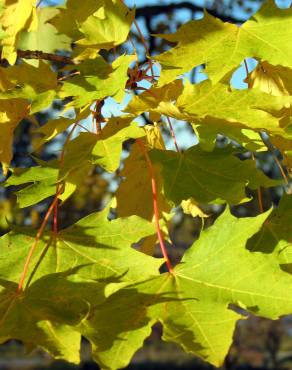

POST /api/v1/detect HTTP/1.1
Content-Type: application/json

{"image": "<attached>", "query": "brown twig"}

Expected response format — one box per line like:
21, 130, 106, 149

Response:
11, 50, 75, 65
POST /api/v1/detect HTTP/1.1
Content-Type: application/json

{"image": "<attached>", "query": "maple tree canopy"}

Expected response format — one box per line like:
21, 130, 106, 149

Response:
0, 1, 292, 369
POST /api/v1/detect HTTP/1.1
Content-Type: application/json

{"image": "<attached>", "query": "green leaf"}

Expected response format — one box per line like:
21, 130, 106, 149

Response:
160, 208, 292, 366
60, 55, 134, 107
195, 119, 265, 152
77, 0, 134, 49
247, 194, 292, 255
0, 277, 83, 363
0, 206, 160, 285
17, 7, 72, 61
92, 116, 145, 172
79, 208, 292, 369
80, 274, 173, 370
155, 1, 292, 85
32, 108, 91, 150
150, 146, 279, 205
175, 80, 292, 136
5, 166, 58, 208
0, 61, 59, 113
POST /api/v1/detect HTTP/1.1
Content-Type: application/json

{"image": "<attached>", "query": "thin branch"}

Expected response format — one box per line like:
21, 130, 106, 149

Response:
135, 3, 246, 24
12, 50, 75, 65
136, 139, 173, 273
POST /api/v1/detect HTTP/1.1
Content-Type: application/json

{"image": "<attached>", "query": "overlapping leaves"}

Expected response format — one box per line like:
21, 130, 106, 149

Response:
155, 1, 292, 85
1, 1, 292, 370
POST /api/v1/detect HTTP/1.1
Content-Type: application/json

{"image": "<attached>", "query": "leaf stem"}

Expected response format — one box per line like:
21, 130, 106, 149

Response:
243, 59, 251, 88
132, 18, 154, 79
260, 132, 292, 194
16, 192, 61, 293
165, 116, 180, 152
136, 139, 173, 273
17, 123, 78, 292
52, 123, 79, 237
251, 152, 264, 213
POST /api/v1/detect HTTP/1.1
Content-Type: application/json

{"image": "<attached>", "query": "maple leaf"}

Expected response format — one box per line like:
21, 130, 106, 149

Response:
150, 145, 279, 206
247, 194, 292, 255
0, 205, 160, 285
247, 61, 292, 98
116, 140, 170, 221
77, 0, 135, 49
154, 1, 292, 85
17, 7, 72, 61
0, 0, 38, 64
0, 99, 29, 176
5, 166, 58, 208
92, 116, 145, 172
32, 108, 91, 150
77, 209, 292, 369
60, 54, 134, 107
0, 276, 84, 363
0, 61, 59, 112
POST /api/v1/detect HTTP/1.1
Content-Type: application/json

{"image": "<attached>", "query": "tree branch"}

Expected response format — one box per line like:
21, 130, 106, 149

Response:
0, 50, 75, 65
136, 2, 246, 24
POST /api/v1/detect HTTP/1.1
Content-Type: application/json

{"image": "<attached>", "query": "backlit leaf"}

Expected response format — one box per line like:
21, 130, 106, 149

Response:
155, 1, 292, 85
151, 146, 279, 205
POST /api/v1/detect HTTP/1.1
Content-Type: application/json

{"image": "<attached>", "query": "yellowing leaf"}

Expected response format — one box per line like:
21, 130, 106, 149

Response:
77, 0, 134, 49
51, 0, 133, 50
1, 0, 38, 64
155, 1, 292, 85
0, 99, 29, 175
116, 141, 170, 221
144, 123, 166, 150
17, 7, 72, 62
50, 0, 103, 41
0, 61, 58, 112
125, 80, 184, 117
32, 108, 91, 150
247, 61, 292, 97
181, 198, 208, 218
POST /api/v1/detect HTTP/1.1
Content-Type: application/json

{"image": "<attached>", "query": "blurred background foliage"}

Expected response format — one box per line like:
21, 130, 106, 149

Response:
1, 0, 292, 369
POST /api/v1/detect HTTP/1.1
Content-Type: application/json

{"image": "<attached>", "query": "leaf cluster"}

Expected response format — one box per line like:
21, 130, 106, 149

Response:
0, 1, 292, 369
